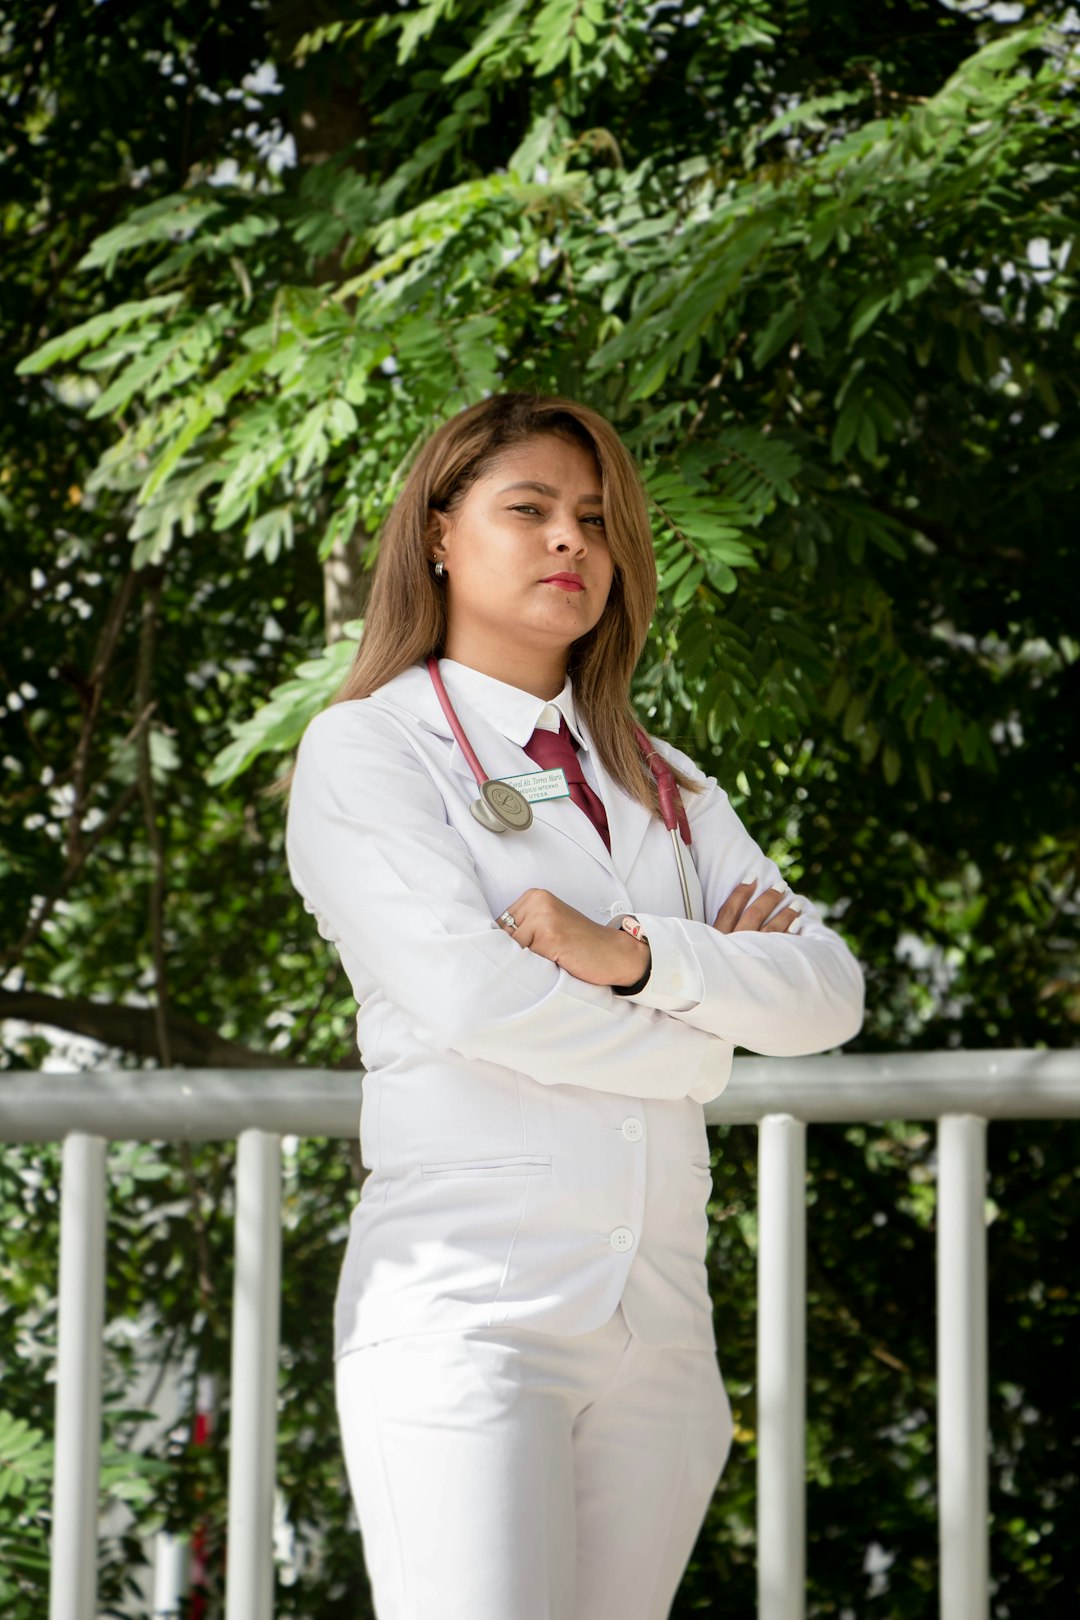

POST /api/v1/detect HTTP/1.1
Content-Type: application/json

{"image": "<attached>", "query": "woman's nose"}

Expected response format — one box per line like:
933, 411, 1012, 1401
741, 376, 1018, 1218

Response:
548, 514, 588, 554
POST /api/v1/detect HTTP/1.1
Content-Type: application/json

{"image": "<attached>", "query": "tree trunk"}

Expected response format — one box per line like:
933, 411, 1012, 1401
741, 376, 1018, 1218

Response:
323, 529, 370, 643
270, 1, 373, 641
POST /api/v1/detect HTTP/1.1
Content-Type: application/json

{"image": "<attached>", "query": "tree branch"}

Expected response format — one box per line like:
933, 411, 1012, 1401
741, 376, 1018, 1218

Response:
0, 986, 367, 1070
67, 565, 141, 869
132, 567, 228, 1314
0, 777, 143, 973
133, 568, 172, 1066
12, 2, 61, 112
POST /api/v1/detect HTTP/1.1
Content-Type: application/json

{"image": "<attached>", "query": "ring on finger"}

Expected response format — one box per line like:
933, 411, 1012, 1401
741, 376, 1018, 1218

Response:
498, 910, 518, 931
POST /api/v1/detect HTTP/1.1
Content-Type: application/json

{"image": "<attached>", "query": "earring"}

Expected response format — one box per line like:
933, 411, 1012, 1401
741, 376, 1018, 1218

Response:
434, 559, 445, 577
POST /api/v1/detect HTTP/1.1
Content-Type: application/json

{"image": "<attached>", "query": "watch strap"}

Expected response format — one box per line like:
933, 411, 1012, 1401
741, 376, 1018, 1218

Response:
611, 914, 652, 996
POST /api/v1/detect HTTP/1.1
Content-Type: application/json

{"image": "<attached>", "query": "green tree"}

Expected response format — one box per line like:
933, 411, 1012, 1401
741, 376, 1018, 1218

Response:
3, 1, 1078, 1613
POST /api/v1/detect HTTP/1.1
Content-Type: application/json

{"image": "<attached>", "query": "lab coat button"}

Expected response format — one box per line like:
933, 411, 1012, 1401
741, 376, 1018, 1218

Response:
621, 1117, 644, 1142
610, 1226, 635, 1252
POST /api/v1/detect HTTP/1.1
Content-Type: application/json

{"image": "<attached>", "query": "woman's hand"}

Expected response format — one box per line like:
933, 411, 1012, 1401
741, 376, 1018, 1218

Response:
497, 877, 799, 989
713, 879, 802, 934
496, 889, 649, 988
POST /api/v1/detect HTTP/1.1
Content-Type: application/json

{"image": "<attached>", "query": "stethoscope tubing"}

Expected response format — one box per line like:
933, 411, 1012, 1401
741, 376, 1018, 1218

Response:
426, 656, 694, 919
668, 826, 693, 919
427, 656, 490, 788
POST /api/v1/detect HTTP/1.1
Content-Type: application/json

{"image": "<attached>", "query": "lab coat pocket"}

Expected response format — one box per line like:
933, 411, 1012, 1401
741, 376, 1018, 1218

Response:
420, 1154, 554, 1180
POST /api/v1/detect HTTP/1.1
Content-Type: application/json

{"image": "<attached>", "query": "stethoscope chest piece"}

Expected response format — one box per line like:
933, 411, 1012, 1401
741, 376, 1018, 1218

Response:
470, 778, 533, 834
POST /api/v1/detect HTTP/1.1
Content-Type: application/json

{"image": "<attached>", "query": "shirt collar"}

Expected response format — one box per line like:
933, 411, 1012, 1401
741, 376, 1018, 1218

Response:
438, 658, 588, 750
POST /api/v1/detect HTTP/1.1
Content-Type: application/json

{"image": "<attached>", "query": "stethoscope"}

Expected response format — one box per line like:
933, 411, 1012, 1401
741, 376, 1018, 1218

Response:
426, 656, 695, 919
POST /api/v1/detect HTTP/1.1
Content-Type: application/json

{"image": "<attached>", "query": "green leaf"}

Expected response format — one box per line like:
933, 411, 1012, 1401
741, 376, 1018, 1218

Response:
444, 0, 531, 83
825, 676, 850, 722
16, 294, 184, 375
752, 303, 799, 369
206, 623, 365, 786
831, 402, 860, 461
0, 1411, 53, 1507
842, 692, 866, 742
244, 506, 295, 565
76, 195, 225, 273
672, 563, 705, 608
850, 292, 890, 343
137, 404, 216, 505
397, 0, 457, 62
705, 560, 739, 593
857, 409, 878, 461
657, 552, 695, 590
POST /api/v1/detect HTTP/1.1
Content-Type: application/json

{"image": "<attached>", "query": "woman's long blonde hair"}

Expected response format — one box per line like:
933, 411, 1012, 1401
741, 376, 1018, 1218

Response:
267, 392, 699, 813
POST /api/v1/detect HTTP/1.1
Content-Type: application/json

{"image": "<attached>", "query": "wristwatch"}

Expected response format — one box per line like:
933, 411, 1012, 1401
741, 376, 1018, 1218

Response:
610, 914, 652, 996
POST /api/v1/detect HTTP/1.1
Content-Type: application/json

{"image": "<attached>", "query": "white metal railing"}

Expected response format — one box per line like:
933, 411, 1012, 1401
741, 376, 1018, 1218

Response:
2, 1048, 1079, 1620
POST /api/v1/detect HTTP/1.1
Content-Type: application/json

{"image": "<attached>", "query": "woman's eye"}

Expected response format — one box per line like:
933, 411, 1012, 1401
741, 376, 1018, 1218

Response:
507, 504, 604, 528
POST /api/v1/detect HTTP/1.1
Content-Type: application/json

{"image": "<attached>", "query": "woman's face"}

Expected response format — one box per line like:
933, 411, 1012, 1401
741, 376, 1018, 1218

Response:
431, 434, 615, 667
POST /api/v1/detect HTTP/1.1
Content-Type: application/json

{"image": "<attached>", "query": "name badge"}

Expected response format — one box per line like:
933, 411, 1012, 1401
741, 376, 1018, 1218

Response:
495, 767, 570, 804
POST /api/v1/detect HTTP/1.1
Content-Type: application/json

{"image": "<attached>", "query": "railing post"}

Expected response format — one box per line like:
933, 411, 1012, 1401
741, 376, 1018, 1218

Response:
937, 1115, 989, 1620
757, 1113, 807, 1620
49, 1133, 107, 1620
152, 1530, 189, 1616
225, 1129, 282, 1620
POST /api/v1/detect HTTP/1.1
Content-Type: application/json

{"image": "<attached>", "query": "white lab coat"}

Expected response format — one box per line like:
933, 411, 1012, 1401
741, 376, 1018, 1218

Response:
285, 659, 864, 1356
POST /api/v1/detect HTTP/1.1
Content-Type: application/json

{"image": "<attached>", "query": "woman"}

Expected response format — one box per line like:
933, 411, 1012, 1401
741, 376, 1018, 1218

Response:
284, 392, 864, 1620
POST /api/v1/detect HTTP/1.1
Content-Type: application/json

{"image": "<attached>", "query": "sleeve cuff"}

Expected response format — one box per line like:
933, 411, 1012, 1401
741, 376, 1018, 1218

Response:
611, 912, 704, 1012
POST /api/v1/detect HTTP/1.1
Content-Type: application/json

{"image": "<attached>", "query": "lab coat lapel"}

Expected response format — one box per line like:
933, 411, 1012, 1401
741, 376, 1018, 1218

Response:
371, 663, 652, 881
447, 733, 615, 873
582, 724, 653, 884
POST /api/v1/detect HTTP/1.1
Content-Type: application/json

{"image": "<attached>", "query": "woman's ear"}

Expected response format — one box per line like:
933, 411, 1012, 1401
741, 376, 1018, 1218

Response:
426, 507, 449, 560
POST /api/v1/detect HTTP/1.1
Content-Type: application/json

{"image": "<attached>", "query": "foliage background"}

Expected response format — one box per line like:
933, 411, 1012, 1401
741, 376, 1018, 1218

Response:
2, 0, 1078, 1613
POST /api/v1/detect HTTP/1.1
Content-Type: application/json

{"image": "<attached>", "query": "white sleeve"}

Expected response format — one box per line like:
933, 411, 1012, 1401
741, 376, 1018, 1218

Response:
623, 739, 865, 1056
284, 704, 735, 1103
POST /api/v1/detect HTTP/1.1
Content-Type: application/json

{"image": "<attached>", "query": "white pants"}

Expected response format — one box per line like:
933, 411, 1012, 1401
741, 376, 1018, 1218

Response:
334, 1301, 733, 1620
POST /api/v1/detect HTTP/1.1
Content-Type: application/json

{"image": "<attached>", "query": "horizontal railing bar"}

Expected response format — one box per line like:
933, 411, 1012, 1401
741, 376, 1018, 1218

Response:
2, 1050, 1078, 1142
717, 1050, 1080, 1125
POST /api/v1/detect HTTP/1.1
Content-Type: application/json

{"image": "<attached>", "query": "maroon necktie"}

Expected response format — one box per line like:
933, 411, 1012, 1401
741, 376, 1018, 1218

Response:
522, 717, 611, 852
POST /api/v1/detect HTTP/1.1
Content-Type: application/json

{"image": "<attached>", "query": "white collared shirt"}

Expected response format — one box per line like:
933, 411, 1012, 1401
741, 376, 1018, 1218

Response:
438, 659, 602, 797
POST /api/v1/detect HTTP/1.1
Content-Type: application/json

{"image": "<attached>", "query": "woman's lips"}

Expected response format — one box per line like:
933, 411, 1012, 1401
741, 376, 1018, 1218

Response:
541, 575, 585, 591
